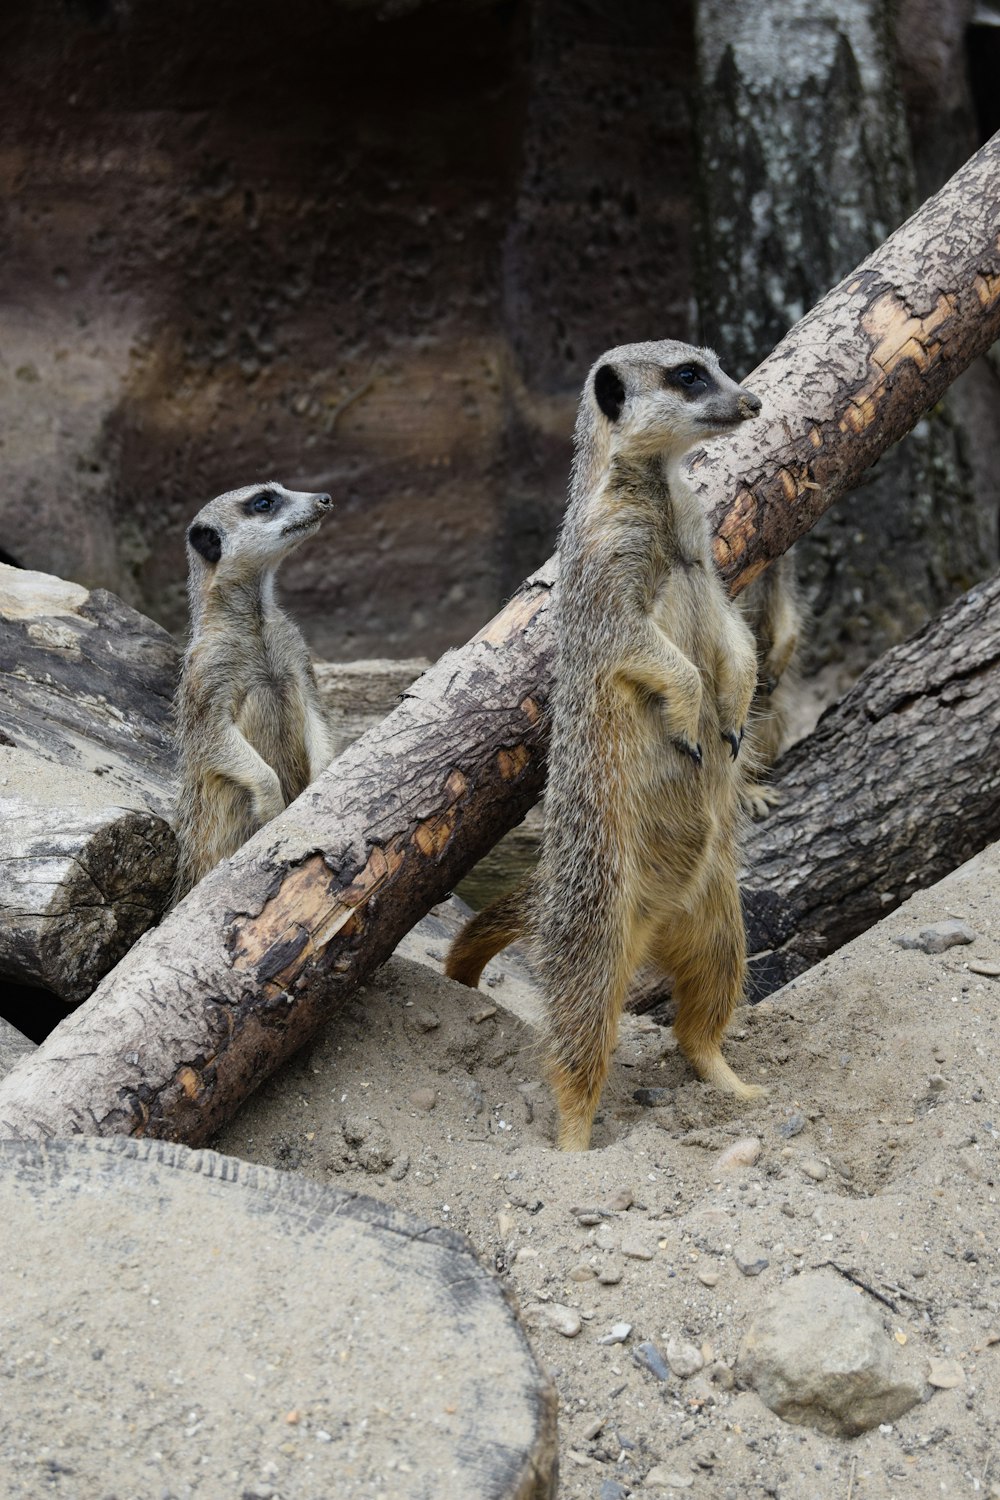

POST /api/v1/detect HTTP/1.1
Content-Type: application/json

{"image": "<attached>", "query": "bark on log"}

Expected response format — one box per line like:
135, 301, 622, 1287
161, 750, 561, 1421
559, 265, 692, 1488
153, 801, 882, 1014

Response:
743, 571, 1000, 995
1, 134, 999, 1143
0, 749, 177, 1002
0, 566, 181, 1000
0, 564, 180, 817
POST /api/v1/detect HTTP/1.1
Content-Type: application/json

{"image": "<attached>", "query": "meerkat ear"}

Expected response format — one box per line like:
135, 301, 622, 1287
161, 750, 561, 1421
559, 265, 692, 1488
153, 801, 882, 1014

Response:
594, 364, 626, 422
188, 523, 223, 565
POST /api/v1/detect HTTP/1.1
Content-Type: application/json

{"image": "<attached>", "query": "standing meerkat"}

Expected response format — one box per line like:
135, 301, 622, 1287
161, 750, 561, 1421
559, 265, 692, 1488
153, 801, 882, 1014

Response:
173, 481, 334, 899
447, 341, 765, 1150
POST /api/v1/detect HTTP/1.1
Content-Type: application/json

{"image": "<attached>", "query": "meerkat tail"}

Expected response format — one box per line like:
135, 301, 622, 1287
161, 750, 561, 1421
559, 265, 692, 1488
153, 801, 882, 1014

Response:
546, 967, 629, 1151
445, 880, 531, 988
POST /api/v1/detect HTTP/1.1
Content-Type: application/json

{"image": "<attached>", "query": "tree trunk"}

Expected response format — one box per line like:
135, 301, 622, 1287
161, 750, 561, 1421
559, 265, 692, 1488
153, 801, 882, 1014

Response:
693, 0, 996, 674
1, 132, 999, 1143
742, 570, 1000, 994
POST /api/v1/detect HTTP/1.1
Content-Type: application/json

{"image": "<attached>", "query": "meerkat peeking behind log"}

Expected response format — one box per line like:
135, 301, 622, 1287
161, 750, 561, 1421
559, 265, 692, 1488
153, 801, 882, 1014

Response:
447, 342, 766, 1150
737, 553, 804, 817
173, 482, 334, 900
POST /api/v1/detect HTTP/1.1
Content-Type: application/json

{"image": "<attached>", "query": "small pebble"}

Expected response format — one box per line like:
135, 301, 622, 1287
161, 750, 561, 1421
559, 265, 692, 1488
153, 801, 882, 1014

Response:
622, 1237, 656, 1261
600, 1482, 629, 1500
409, 1087, 437, 1112
568, 1263, 597, 1283
666, 1338, 704, 1378
927, 1358, 964, 1389
633, 1340, 670, 1381
800, 1157, 828, 1182
472, 1005, 497, 1023
715, 1136, 761, 1170
645, 1467, 693, 1490
778, 1112, 806, 1139
696, 1268, 720, 1288
526, 1302, 582, 1338
571, 1206, 603, 1225
604, 1188, 634, 1212
598, 1262, 624, 1285
497, 1212, 515, 1240
967, 959, 1000, 977
581, 1414, 605, 1440
597, 1322, 632, 1346
412, 1007, 440, 1031
733, 1245, 769, 1277
927, 1074, 947, 1093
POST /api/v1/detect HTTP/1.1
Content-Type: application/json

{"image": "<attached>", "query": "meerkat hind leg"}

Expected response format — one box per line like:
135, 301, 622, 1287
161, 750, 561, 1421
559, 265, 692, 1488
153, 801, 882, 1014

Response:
654, 886, 766, 1101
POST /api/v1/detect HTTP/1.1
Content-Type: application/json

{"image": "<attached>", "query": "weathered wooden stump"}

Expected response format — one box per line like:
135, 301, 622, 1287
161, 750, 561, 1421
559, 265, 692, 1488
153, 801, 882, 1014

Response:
0, 1137, 558, 1499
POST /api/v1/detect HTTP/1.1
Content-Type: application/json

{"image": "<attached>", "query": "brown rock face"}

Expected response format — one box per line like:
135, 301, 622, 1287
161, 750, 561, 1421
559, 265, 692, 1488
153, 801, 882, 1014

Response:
0, 0, 694, 660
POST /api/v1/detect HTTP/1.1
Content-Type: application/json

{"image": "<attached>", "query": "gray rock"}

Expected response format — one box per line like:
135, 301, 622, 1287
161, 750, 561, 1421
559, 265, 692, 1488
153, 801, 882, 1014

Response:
734, 1244, 770, 1276
633, 1340, 671, 1381
894, 919, 976, 954
597, 1322, 632, 1346
737, 1270, 925, 1436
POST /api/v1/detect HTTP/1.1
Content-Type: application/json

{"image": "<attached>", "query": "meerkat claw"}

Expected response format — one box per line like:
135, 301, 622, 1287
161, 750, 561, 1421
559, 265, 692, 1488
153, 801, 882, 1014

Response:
673, 737, 703, 767
722, 728, 743, 760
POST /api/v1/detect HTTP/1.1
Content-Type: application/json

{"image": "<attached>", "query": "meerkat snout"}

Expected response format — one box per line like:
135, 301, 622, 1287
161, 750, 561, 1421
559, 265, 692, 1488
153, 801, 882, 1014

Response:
737, 391, 762, 420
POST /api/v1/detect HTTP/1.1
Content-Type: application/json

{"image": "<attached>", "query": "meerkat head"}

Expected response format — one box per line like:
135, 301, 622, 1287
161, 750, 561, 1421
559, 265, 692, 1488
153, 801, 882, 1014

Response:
186, 482, 332, 584
580, 340, 761, 465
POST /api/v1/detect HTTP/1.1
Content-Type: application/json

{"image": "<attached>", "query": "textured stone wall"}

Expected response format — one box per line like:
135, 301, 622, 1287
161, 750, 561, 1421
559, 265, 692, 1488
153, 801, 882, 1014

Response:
0, 0, 694, 660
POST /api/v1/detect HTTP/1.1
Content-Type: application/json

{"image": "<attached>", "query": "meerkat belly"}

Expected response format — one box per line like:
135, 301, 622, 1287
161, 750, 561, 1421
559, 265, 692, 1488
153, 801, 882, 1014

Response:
236, 673, 311, 804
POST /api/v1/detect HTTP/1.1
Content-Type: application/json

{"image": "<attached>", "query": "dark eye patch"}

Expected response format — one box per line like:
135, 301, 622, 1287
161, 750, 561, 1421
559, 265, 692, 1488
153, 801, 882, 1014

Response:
665, 364, 713, 397
243, 489, 282, 516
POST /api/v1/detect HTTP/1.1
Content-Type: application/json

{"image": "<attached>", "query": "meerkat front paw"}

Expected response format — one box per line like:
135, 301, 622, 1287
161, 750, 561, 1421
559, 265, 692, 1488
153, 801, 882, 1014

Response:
252, 774, 285, 828
672, 735, 703, 767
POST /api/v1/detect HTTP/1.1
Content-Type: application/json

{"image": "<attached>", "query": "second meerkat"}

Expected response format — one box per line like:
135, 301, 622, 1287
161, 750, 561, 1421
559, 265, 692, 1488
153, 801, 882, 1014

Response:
173, 481, 334, 899
447, 341, 765, 1150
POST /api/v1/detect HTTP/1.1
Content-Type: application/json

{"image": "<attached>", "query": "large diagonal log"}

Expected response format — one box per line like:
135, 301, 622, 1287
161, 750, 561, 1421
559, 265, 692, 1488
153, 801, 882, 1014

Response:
1, 133, 998, 1144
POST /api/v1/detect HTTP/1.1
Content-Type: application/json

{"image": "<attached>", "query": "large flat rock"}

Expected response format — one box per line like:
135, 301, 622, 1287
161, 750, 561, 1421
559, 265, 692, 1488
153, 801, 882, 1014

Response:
0, 1137, 557, 1500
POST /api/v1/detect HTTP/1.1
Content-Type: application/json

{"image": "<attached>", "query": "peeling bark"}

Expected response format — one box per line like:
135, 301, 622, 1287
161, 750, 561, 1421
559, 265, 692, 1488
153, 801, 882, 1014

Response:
1, 134, 999, 1143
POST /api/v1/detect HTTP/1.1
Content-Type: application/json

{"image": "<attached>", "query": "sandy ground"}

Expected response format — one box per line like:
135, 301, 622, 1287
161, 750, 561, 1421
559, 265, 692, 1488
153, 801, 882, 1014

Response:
215, 842, 1000, 1500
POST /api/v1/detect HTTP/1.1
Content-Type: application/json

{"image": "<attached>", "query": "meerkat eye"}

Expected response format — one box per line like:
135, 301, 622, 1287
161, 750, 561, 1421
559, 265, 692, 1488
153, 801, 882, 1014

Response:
251, 492, 274, 513
667, 365, 710, 396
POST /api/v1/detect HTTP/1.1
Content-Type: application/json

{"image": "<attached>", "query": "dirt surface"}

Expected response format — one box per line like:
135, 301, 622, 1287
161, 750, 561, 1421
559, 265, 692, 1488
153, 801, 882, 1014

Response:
216, 844, 1000, 1499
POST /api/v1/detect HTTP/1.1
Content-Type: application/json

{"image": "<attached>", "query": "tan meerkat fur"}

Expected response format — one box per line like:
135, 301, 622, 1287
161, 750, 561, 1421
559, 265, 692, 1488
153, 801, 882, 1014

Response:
173, 481, 334, 900
737, 553, 804, 817
447, 340, 765, 1150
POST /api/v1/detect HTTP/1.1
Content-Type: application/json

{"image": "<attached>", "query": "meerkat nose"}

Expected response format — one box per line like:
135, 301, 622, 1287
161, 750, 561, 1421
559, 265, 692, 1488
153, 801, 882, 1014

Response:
737, 391, 762, 419
316, 492, 333, 508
